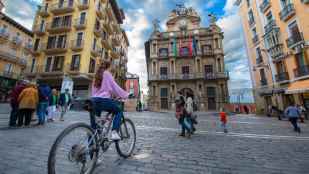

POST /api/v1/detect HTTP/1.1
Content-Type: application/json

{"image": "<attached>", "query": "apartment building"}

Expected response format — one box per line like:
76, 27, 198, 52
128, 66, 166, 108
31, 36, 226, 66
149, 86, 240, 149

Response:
0, 13, 33, 102
235, 0, 309, 113
145, 5, 229, 111
29, 0, 127, 98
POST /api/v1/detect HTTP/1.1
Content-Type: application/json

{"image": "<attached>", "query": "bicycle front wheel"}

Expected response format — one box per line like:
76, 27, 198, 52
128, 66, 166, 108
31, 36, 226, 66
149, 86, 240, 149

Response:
48, 123, 98, 174
115, 118, 136, 158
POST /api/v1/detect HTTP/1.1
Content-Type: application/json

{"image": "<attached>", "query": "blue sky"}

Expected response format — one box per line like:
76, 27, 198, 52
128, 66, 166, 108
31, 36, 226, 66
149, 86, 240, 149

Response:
2, 0, 252, 94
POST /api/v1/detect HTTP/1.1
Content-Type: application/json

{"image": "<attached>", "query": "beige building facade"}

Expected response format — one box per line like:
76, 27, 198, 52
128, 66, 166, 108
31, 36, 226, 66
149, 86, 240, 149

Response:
145, 5, 229, 111
0, 13, 33, 102
235, 0, 309, 114
29, 0, 128, 98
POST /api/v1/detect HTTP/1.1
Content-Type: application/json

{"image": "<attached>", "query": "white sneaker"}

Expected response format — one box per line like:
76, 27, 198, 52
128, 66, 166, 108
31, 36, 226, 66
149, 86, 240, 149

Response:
110, 130, 121, 141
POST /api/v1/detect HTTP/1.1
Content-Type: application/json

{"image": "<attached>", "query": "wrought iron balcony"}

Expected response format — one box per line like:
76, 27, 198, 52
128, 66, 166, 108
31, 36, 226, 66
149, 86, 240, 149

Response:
93, 27, 102, 37
286, 32, 304, 49
268, 44, 285, 60
33, 24, 46, 35
294, 65, 309, 78
259, 0, 271, 13
50, 1, 75, 14
74, 18, 87, 30
71, 39, 84, 51
47, 22, 72, 33
42, 41, 68, 54
279, 4, 296, 22
0, 30, 10, 41
38, 5, 49, 17
260, 79, 268, 86
77, 0, 89, 10
275, 72, 289, 82
91, 45, 101, 57
264, 19, 277, 34
148, 72, 229, 81
0, 50, 27, 66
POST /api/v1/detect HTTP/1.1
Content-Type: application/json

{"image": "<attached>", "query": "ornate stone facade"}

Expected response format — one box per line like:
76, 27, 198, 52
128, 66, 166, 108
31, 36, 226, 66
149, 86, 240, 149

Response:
145, 5, 229, 111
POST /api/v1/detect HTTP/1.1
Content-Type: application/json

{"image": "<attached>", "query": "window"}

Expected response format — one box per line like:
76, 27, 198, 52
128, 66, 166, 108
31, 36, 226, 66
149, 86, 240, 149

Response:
159, 48, 168, 57
80, 12, 86, 24
71, 55, 80, 71
207, 87, 216, 97
182, 66, 190, 74
89, 58, 96, 73
52, 17, 61, 27
153, 86, 156, 96
252, 28, 257, 37
34, 39, 40, 51
92, 38, 97, 50
266, 12, 273, 23
256, 47, 262, 59
280, 0, 291, 8
95, 19, 100, 30
76, 32, 83, 46
260, 69, 267, 82
45, 57, 52, 72
202, 45, 212, 54
30, 58, 36, 73
276, 61, 286, 73
62, 15, 72, 26
57, 35, 67, 48
160, 88, 168, 97
288, 21, 301, 42
248, 10, 255, 24
40, 20, 45, 31
152, 43, 157, 54
47, 36, 57, 49
53, 56, 64, 71
246, 0, 250, 7
160, 67, 168, 75
4, 63, 13, 73
81, 0, 88, 5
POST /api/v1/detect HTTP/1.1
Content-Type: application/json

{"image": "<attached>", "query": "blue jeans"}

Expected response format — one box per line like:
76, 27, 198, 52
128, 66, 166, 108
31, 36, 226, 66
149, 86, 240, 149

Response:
37, 102, 48, 124
90, 97, 123, 131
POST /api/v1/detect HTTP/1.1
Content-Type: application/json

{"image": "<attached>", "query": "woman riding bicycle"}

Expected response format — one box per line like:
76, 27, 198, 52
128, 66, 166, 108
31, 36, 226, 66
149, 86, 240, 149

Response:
91, 61, 129, 141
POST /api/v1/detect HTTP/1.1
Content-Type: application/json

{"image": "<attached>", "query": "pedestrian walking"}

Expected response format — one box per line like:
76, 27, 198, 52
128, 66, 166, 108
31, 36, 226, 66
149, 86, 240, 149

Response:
17, 83, 39, 127
37, 83, 52, 125
244, 105, 249, 114
219, 107, 228, 133
47, 89, 59, 122
185, 93, 196, 133
285, 104, 301, 133
59, 89, 72, 121
175, 91, 191, 137
8, 80, 28, 127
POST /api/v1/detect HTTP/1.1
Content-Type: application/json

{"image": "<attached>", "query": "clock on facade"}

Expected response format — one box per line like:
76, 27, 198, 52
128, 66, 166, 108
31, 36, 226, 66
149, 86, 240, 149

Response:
179, 19, 187, 30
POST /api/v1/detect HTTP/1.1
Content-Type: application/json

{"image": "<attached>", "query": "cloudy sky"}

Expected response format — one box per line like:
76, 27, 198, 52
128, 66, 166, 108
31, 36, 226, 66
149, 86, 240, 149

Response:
2, 0, 252, 93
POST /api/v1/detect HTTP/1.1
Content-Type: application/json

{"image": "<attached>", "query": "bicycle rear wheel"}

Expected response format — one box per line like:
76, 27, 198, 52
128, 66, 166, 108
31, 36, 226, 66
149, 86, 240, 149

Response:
48, 123, 98, 174
115, 118, 136, 158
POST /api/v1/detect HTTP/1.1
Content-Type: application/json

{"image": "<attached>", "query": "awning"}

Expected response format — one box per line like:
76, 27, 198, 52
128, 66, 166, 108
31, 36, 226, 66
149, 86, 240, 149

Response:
285, 80, 309, 94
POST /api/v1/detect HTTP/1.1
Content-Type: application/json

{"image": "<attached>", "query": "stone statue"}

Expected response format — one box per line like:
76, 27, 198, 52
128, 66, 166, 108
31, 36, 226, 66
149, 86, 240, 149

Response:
208, 13, 217, 24
152, 19, 160, 32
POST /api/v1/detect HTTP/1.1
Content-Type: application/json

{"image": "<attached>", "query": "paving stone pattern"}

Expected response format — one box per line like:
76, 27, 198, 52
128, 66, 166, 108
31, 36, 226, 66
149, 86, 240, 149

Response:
0, 111, 309, 174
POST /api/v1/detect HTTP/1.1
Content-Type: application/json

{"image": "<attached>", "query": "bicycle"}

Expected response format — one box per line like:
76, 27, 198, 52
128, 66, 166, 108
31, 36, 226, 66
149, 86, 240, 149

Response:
47, 99, 136, 174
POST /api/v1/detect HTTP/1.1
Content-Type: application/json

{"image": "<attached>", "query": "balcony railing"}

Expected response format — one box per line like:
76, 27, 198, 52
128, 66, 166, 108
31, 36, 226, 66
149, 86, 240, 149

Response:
91, 45, 101, 57
260, 0, 271, 13
47, 22, 72, 33
96, 5, 104, 19
252, 35, 259, 44
294, 65, 309, 78
260, 79, 268, 86
33, 24, 46, 35
279, 4, 296, 21
264, 19, 277, 34
93, 27, 102, 37
0, 50, 27, 65
77, 0, 89, 9
268, 44, 285, 60
1, 71, 21, 79
275, 72, 289, 82
74, 18, 87, 30
202, 50, 214, 56
50, 1, 75, 14
71, 39, 84, 51
148, 72, 229, 81
286, 32, 304, 49
103, 21, 113, 34
38, 5, 49, 17
42, 41, 68, 54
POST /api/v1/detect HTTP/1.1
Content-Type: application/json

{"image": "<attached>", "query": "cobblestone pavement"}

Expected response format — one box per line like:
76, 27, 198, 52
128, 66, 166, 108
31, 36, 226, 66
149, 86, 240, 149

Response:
0, 111, 309, 174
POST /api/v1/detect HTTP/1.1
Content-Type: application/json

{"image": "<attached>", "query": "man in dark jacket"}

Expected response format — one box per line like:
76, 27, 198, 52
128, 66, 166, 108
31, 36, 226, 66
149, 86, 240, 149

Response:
8, 80, 28, 127
37, 83, 51, 125
59, 89, 72, 121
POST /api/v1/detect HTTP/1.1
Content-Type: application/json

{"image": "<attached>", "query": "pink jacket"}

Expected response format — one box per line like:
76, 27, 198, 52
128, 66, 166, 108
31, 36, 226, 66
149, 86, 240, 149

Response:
92, 71, 129, 99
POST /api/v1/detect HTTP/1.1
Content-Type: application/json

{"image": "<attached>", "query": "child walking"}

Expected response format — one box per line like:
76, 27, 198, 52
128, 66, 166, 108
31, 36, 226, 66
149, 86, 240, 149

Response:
47, 89, 58, 122
220, 107, 228, 133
